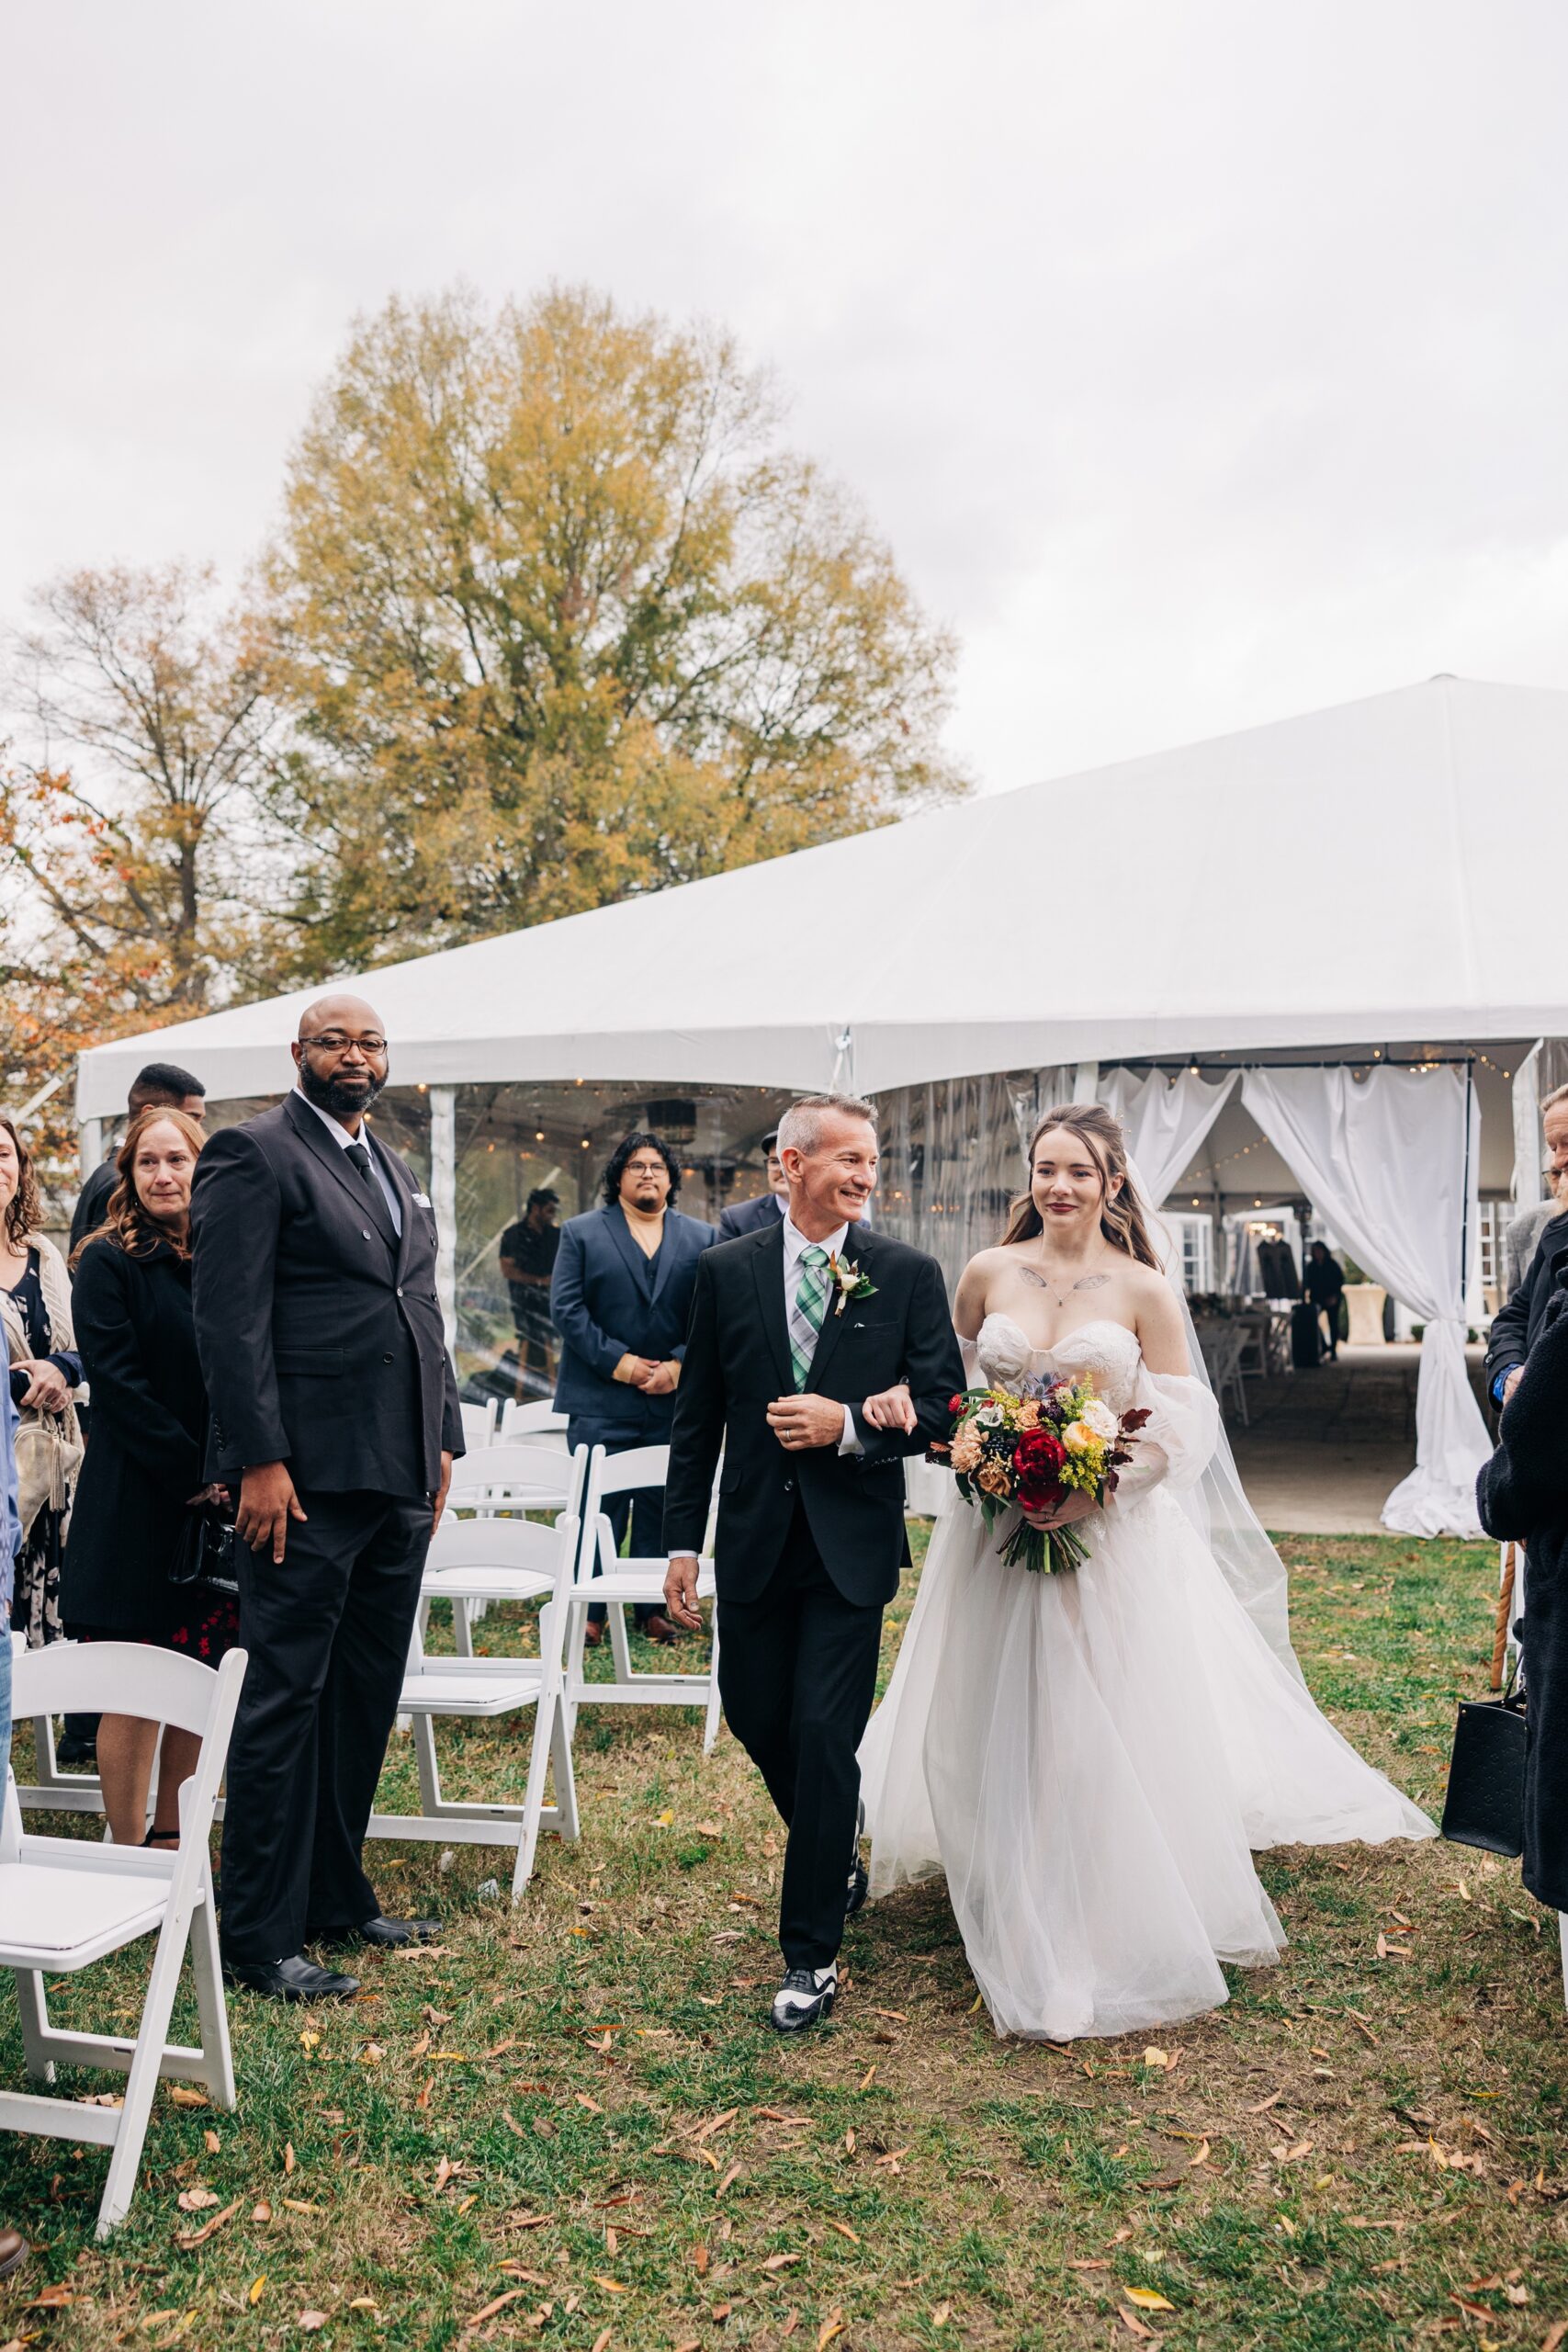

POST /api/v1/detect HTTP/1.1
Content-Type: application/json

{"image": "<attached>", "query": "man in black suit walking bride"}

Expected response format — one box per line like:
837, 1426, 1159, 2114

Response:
663, 1092, 963, 2030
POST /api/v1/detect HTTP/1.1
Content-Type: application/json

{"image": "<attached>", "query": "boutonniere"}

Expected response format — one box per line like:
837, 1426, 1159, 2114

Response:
828, 1253, 878, 1316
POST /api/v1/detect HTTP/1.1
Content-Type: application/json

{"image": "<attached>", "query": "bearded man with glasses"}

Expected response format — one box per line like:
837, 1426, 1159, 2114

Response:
189, 994, 464, 2001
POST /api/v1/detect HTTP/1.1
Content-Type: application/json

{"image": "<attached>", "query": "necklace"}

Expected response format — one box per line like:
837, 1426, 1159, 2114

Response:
1022, 1238, 1113, 1311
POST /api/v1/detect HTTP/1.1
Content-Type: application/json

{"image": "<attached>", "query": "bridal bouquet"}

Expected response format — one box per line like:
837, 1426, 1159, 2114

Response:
931, 1375, 1149, 1575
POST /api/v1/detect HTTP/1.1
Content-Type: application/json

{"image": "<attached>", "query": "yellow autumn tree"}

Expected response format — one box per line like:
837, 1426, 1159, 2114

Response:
257, 283, 964, 970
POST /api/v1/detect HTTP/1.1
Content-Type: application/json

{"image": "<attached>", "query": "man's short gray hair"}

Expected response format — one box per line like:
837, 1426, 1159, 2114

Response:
1543, 1082, 1568, 1115
776, 1092, 879, 1158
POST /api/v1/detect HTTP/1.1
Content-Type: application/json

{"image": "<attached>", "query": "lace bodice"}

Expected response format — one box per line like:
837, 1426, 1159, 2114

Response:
976, 1313, 1143, 1413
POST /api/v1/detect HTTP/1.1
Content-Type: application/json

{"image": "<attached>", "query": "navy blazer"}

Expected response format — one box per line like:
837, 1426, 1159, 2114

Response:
717, 1190, 784, 1240
550, 1203, 716, 1435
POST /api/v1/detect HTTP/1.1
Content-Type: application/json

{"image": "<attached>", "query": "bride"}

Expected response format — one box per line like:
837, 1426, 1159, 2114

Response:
857, 1101, 1433, 2041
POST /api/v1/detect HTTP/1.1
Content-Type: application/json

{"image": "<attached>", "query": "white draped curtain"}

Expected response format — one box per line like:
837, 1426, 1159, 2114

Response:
1241, 1065, 1489, 1540
1102, 1068, 1239, 1208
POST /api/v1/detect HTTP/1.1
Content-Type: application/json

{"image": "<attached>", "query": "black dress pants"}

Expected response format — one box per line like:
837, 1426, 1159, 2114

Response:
716, 1502, 884, 1972
220, 1487, 432, 1962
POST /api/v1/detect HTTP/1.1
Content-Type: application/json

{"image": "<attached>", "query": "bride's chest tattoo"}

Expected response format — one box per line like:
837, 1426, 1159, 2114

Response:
1016, 1270, 1111, 1296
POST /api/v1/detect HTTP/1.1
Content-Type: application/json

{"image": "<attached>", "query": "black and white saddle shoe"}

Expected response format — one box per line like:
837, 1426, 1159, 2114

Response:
771, 1964, 838, 2033
221, 1953, 360, 2002
846, 1859, 869, 1918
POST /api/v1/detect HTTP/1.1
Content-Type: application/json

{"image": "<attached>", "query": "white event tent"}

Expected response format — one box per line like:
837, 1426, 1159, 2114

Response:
76, 675, 1568, 1539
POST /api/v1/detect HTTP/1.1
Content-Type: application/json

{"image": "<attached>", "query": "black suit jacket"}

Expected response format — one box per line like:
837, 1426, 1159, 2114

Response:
1484, 1210, 1568, 1396
188, 1093, 463, 1496
717, 1191, 784, 1241
663, 1219, 963, 1607
549, 1203, 716, 1438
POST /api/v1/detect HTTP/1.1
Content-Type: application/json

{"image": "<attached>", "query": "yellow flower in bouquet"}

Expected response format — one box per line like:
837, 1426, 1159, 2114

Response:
1061, 1419, 1100, 1456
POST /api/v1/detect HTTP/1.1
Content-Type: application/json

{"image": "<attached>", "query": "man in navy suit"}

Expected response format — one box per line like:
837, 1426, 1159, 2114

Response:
718, 1130, 786, 1239
550, 1133, 716, 1643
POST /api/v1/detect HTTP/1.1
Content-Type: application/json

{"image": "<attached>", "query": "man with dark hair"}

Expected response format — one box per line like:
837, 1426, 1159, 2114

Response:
718, 1130, 786, 1239
71, 1061, 207, 1253
189, 994, 463, 2001
498, 1188, 560, 1397
550, 1133, 715, 1644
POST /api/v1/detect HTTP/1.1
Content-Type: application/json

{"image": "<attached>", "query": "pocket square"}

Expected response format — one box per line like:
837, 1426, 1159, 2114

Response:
412, 1191, 433, 1206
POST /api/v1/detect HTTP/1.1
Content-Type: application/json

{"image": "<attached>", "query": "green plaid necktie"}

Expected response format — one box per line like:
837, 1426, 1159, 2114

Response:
789, 1244, 831, 1389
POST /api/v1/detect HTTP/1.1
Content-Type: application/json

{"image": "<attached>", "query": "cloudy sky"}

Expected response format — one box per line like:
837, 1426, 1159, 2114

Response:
4, 0, 1566, 791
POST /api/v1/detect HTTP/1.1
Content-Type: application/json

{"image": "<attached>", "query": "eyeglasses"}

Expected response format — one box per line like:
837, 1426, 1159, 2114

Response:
301, 1032, 389, 1056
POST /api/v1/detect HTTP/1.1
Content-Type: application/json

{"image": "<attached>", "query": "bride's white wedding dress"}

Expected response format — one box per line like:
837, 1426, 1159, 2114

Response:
858, 1313, 1434, 2041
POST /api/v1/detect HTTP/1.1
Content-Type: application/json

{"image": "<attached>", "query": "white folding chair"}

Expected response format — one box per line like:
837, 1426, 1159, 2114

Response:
460, 1398, 499, 1452
500, 1400, 571, 1452
421, 1451, 588, 1655
370, 1512, 580, 1899
8, 1626, 105, 1817
448, 1443, 577, 1516
1, 1642, 247, 2239
565, 1443, 722, 1755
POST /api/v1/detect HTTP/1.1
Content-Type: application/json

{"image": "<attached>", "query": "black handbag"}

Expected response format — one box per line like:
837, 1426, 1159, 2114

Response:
1440, 1662, 1528, 1857
169, 1502, 241, 1599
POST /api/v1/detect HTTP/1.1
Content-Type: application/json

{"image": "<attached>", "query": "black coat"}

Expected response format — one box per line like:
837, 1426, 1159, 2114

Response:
549, 1204, 716, 1439
1483, 1210, 1568, 1396
1476, 1273, 1568, 1910
717, 1191, 784, 1241
663, 1219, 964, 1608
62, 1234, 207, 1634
188, 1093, 463, 1497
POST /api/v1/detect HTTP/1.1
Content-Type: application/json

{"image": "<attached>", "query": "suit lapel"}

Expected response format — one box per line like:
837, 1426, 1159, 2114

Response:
377, 1136, 417, 1280
286, 1093, 399, 1250
803, 1225, 866, 1394
649, 1213, 687, 1307
604, 1201, 651, 1296
750, 1219, 794, 1391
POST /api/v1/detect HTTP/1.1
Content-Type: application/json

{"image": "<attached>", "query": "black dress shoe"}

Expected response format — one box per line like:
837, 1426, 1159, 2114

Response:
314, 1916, 442, 1950
845, 1859, 869, 1918
222, 1953, 360, 2001
54, 1734, 96, 1769
0, 2225, 28, 2281
771, 1964, 837, 2032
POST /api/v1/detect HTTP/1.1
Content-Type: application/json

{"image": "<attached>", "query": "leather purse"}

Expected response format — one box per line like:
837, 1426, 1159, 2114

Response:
169, 1503, 241, 1599
1440, 1664, 1527, 1856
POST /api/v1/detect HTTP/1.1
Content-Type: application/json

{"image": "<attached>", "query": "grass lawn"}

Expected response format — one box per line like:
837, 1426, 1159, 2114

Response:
4, 1530, 1566, 2350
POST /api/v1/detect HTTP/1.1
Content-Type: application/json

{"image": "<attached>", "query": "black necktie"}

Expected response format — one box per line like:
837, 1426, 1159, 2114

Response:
345, 1141, 377, 1190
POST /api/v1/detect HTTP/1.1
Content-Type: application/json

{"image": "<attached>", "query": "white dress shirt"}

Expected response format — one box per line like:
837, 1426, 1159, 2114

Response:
781, 1210, 862, 1455
296, 1088, 402, 1237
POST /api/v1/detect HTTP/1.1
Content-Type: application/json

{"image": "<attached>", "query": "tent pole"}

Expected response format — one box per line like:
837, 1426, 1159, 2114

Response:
430, 1085, 457, 1350
1512, 1043, 1545, 1211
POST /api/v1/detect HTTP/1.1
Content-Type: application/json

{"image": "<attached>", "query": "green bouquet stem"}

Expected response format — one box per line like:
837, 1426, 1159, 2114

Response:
998, 1513, 1092, 1576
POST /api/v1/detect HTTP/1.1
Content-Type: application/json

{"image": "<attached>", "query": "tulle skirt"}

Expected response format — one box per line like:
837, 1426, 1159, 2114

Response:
858, 1481, 1434, 2041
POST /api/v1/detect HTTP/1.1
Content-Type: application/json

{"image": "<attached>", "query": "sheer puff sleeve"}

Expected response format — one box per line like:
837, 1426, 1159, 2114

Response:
1105, 1368, 1219, 1515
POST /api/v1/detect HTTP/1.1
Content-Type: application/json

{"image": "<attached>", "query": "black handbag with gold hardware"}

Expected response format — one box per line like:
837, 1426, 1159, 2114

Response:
1440, 1662, 1527, 1857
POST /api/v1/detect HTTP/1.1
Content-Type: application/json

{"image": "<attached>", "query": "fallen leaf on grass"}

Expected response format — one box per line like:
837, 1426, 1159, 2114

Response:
202, 2129, 220, 2154
176, 2188, 220, 2212
817, 2316, 845, 2351
247, 2277, 265, 2306
497, 2267, 549, 2285
858, 2064, 876, 2091
174, 2197, 241, 2250
1540, 2324, 1568, 2352
1450, 2296, 1495, 2323
282, 2198, 321, 2214
873, 2007, 908, 2022
505, 2211, 550, 2228
691, 2245, 710, 2275
26, 2284, 74, 2308
761, 2254, 801, 2272
1247, 2092, 1282, 2114
167, 2086, 209, 2109
781, 2317, 799, 2342
284, 2142, 296, 2175
591, 2333, 613, 2352
931, 2302, 952, 2328
715, 2162, 742, 2199
466, 2288, 529, 2328
409, 2030, 432, 2058
844, 2130, 856, 2155
576, 2094, 604, 2115
252, 2199, 273, 2223
756, 2108, 811, 2125
825, 2220, 860, 2244
1270, 2141, 1314, 2164
592, 2277, 627, 2293
687, 2107, 739, 2142
1117, 2312, 1157, 2342
1187, 2139, 1211, 2168
299, 2316, 329, 2335
1126, 2289, 1175, 2312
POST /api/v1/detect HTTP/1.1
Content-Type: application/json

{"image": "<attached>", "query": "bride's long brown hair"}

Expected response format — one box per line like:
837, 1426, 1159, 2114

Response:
1001, 1102, 1161, 1269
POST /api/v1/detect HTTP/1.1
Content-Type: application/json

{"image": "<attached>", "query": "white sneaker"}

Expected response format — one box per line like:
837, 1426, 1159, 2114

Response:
770, 1963, 838, 2032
